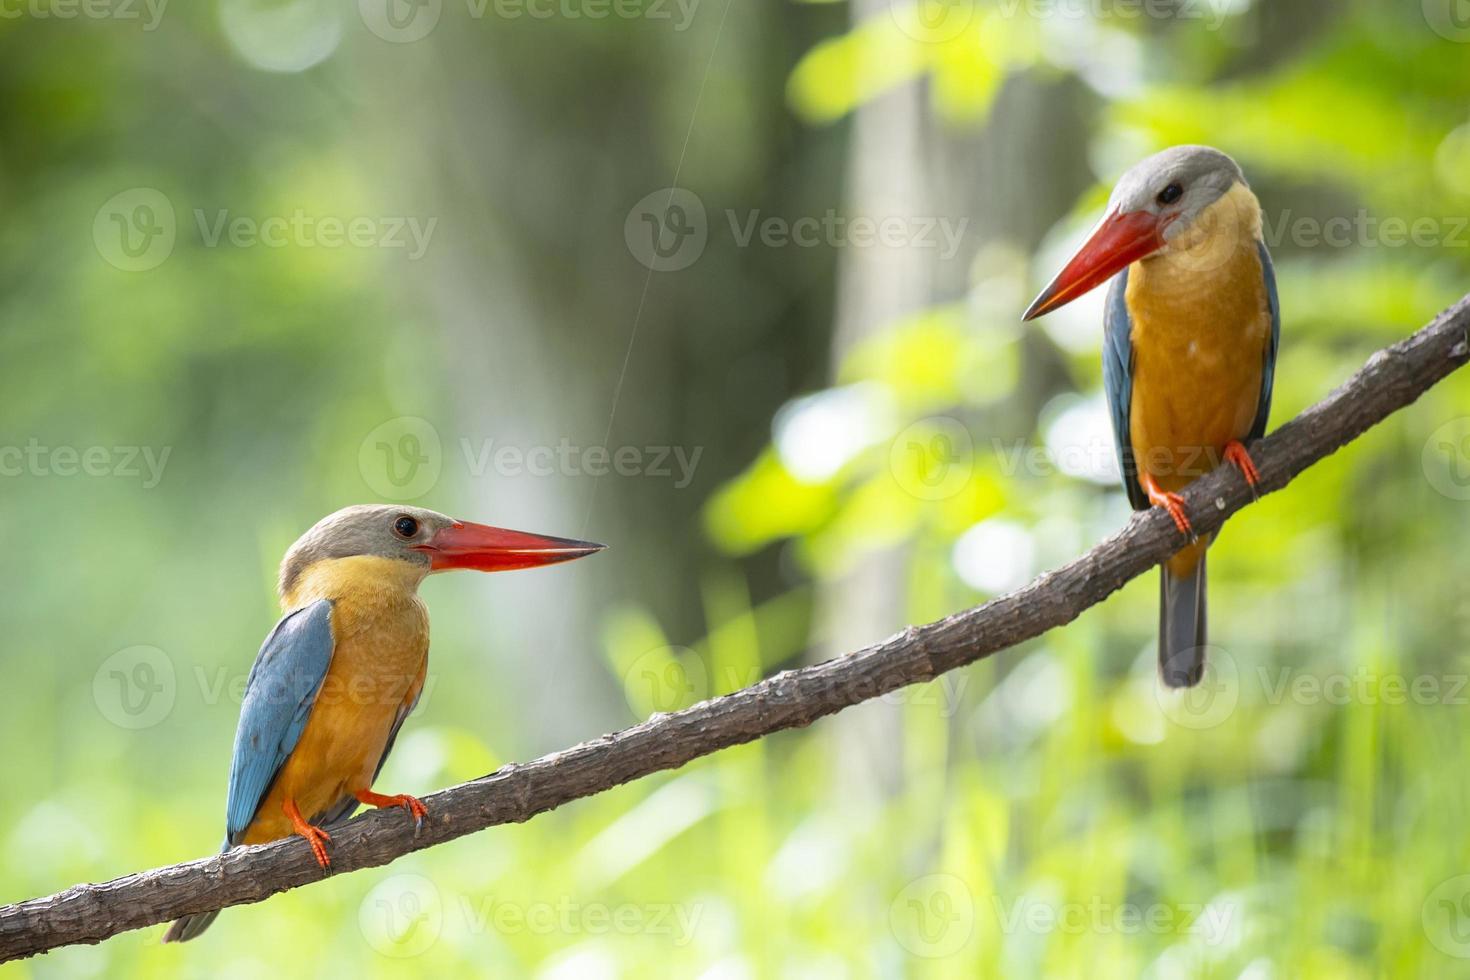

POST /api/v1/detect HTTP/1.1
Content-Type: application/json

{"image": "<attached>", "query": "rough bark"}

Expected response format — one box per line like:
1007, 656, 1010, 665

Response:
1, 295, 1466, 962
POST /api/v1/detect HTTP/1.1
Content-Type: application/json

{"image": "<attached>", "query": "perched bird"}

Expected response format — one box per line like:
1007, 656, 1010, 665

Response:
1023, 145, 1278, 687
163, 505, 605, 942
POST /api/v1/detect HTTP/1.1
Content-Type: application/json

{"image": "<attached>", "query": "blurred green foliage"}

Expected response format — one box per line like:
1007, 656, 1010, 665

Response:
2, 0, 1470, 978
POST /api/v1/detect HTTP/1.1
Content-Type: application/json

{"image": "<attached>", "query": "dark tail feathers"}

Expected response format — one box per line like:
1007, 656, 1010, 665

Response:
1158, 559, 1207, 687
162, 908, 219, 943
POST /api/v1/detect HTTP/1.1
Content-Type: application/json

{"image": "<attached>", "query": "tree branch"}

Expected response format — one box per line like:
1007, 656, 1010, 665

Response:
3, 296, 1468, 962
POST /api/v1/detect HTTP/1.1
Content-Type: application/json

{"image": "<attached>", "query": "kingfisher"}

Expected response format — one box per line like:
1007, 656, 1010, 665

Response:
1023, 145, 1279, 688
163, 505, 605, 942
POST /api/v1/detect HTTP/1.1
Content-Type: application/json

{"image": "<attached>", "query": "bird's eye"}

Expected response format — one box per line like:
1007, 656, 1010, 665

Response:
393, 515, 420, 539
1156, 182, 1184, 205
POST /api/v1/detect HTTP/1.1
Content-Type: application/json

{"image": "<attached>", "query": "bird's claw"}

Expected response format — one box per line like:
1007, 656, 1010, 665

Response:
1223, 440, 1261, 499
355, 789, 428, 830
1144, 481, 1193, 538
284, 797, 333, 869
302, 826, 333, 869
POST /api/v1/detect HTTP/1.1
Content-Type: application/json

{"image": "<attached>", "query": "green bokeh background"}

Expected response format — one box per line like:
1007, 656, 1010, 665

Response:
3, 0, 1470, 976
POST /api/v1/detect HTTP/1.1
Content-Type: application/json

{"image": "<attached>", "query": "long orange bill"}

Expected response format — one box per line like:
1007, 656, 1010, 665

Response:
1023, 209, 1164, 320
417, 521, 606, 572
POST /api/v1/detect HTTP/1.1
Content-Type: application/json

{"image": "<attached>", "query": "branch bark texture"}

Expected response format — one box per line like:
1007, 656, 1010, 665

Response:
2, 295, 1467, 962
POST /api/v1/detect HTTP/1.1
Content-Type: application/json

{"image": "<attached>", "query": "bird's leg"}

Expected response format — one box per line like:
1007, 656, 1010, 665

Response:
1223, 440, 1261, 497
1140, 471, 1193, 538
283, 797, 333, 869
355, 788, 428, 828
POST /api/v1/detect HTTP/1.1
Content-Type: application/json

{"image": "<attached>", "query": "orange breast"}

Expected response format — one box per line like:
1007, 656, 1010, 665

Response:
242, 558, 429, 844
1126, 188, 1271, 497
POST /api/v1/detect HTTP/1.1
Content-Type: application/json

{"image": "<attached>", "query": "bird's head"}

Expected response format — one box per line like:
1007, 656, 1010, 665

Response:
278, 504, 605, 599
1023, 145, 1248, 320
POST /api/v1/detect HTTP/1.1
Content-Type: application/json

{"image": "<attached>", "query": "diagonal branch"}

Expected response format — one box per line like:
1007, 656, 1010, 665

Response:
3, 295, 1467, 963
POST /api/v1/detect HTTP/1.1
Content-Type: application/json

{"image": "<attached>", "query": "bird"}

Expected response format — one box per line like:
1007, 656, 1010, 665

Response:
1023, 144, 1279, 688
162, 504, 605, 942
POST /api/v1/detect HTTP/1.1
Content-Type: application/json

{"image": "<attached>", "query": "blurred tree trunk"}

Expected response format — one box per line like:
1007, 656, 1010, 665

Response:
815, 0, 933, 800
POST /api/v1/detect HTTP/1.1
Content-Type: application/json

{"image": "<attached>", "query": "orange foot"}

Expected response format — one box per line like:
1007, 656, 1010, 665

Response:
1223, 439, 1261, 496
284, 797, 333, 869
1141, 472, 1192, 537
355, 788, 429, 828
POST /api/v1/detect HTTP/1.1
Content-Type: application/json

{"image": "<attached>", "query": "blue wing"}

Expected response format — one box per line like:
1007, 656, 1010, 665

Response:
224, 599, 336, 844
1103, 267, 1146, 510
1248, 239, 1280, 441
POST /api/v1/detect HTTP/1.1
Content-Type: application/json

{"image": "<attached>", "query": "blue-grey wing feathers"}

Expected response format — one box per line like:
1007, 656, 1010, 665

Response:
1103, 267, 1145, 510
164, 599, 336, 942
223, 598, 336, 844
1249, 239, 1280, 441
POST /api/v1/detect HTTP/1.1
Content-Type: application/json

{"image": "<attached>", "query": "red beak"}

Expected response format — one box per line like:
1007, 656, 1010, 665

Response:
416, 521, 606, 573
1022, 209, 1164, 321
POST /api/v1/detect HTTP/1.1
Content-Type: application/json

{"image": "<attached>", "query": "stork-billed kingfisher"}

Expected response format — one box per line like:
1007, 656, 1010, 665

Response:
163, 505, 605, 942
1023, 145, 1279, 688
